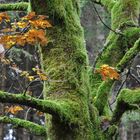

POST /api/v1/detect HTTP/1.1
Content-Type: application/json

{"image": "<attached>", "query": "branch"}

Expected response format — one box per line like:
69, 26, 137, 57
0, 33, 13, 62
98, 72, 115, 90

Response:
90, 1, 123, 36
111, 88, 140, 124
117, 38, 140, 71
94, 80, 113, 115
0, 2, 29, 11
0, 91, 79, 123
0, 116, 46, 136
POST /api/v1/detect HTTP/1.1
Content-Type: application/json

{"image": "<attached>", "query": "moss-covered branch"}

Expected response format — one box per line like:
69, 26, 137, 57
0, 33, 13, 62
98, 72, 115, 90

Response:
0, 91, 79, 123
0, 116, 46, 136
117, 38, 140, 71
94, 37, 140, 115
94, 80, 113, 115
111, 88, 140, 124
0, 2, 29, 11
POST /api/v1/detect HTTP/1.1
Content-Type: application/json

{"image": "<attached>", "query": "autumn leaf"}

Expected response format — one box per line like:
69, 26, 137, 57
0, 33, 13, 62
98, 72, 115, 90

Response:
39, 73, 47, 81
30, 19, 52, 29
96, 64, 120, 80
0, 58, 11, 64
17, 21, 28, 28
25, 29, 48, 46
36, 111, 44, 116
28, 76, 35, 81
0, 35, 16, 49
22, 12, 36, 20
20, 71, 29, 77
5, 105, 23, 115
32, 67, 48, 81
0, 12, 10, 23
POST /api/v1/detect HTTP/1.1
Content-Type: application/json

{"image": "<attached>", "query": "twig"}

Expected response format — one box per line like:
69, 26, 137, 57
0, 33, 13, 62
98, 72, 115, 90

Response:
109, 69, 129, 107
24, 92, 43, 120
90, 1, 123, 36
130, 68, 140, 84
23, 79, 43, 96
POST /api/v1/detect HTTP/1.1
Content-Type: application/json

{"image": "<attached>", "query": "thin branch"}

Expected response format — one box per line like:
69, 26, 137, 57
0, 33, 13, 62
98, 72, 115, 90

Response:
0, 2, 29, 11
23, 79, 43, 95
0, 91, 79, 123
130, 68, 140, 84
90, 1, 123, 36
0, 116, 46, 136
109, 69, 129, 107
25, 91, 43, 120
117, 38, 140, 71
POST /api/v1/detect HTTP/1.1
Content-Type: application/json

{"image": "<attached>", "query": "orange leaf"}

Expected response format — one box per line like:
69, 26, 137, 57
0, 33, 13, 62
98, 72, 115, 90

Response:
22, 12, 36, 20
5, 105, 23, 115
97, 64, 120, 81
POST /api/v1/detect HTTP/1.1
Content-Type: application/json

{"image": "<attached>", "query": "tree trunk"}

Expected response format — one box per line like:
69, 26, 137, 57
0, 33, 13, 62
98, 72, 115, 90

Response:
30, 0, 100, 140
29, 0, 140, 140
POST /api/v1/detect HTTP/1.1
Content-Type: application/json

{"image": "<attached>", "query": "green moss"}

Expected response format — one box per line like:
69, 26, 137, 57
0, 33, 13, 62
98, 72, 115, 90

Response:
0, 116, 46, 136
118, 89, 140, 104
94, 81, 113, 115
107, 125, 118, 138
95, 0, 140, 67
27, 0, 140, 139
117, 38, 140, 70
100, 0, 115, 11
31, 0, 97, 139
112, 88, 140, 124
0, 2, 29, 11
112, 0, 140, 29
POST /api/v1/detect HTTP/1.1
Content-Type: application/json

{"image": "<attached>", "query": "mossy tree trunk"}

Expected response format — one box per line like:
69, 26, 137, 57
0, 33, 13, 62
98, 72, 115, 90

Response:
30, 0, 99, 140
30, 0, 140, 140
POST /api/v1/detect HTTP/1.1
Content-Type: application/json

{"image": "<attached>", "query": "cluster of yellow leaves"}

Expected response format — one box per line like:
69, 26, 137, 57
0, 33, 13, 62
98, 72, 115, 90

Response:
19, 12, 52, 29
32, 67, 48, 81
0, 29, 47, 49
22, 11, 36, 20
36, 111, 44, 116
30, 19, 52, 29
96, 64, 120, 81
0, 58, 11, 64
5, 105, 23, 115
0, 12, 52, 49
20, 67, 47, 82
0, 12, 10, 23
20, 71, 34, 81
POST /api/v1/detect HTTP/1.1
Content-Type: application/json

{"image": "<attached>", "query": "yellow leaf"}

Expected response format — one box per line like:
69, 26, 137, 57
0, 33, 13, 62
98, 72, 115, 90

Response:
5, 105, 23, 115
39, 73, 48, 81
22, 12, 36, 20
36, 111, 44, 116
96, 64, 120, 81
20, 71, 29, 77
28, 76, 35, 81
